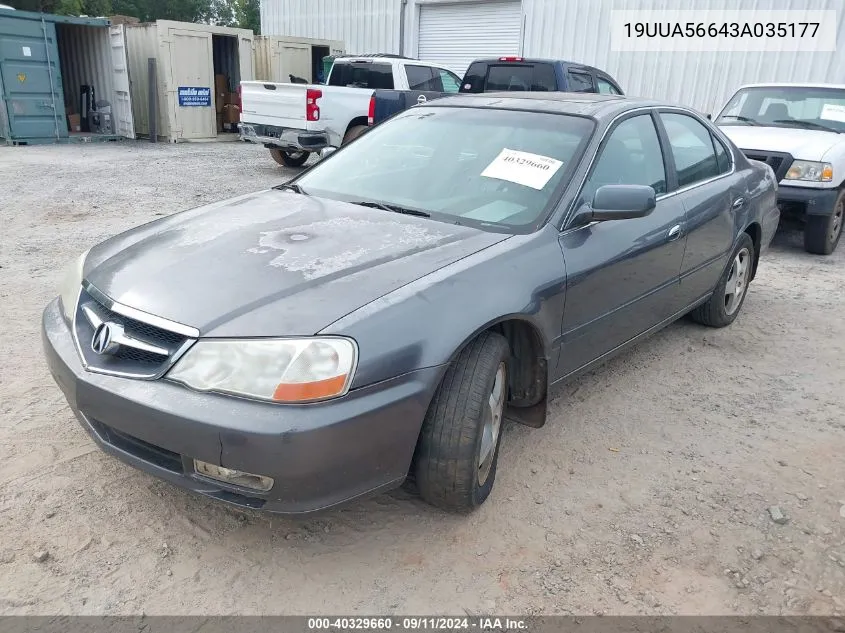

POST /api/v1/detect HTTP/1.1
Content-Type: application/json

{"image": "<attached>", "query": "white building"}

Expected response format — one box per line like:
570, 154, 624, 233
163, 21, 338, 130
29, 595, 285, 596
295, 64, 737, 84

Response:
260, 0, 845, 115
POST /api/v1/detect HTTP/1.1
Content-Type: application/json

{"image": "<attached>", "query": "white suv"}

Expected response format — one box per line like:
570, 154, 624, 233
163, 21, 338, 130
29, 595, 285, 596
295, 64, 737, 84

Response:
715, 83, 845, 255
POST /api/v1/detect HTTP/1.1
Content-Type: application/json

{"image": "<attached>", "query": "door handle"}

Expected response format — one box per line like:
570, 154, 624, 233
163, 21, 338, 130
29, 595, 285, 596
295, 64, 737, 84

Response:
732, 197, 746, 209
667, 224, 682, 241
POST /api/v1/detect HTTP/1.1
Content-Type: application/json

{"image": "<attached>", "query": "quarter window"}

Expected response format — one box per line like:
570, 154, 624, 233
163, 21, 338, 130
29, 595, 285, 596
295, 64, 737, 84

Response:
660, 113, 720, 187
584, 114, 667, 201
439, 69, 461, 93
712, 134, 731, 174
597, 78, 621, 95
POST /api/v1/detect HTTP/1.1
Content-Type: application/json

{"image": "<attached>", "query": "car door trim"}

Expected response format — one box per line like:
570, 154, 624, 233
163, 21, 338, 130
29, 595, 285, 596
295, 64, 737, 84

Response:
561, 106, 737, 231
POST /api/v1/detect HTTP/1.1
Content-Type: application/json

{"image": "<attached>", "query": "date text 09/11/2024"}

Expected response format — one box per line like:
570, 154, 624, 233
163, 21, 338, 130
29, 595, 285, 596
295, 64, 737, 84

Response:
306, 617, 528, 631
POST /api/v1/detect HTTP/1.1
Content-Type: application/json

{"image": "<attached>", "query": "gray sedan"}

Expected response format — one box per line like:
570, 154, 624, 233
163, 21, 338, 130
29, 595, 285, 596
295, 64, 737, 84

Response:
42, 93, 780, 514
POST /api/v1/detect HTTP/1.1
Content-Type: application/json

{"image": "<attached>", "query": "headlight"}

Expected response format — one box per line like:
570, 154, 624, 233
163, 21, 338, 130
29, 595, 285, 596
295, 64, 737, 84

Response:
785, 160, 833, 182
167, 337, 357, 403
58, 249, 89, 323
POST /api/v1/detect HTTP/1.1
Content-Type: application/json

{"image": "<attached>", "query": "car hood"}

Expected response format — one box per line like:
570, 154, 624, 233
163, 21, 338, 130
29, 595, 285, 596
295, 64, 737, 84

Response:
85, 189, 509, 337
719, 125, 842, 160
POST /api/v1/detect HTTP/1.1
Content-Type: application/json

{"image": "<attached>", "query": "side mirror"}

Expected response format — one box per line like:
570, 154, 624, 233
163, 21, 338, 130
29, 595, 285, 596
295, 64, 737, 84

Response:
591, 184, 656, 221
319, 146, 337, 160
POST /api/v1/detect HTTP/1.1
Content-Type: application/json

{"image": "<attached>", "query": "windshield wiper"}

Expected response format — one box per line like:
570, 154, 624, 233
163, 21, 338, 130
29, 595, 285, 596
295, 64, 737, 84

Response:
772, 119, 842, 134
718, 115, 759, 125
276, 182, 309, 195
351, 200, 431, 218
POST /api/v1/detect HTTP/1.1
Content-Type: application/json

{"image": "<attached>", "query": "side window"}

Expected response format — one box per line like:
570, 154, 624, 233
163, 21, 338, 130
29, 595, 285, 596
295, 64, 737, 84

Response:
406, 65, 436, 91
567, 71, 595, 93
660, 113, 720, 187
584, 114, 667, 201
439, 69, 461, 93
712, 134, 731, 174
460, 62, 486, 93
597, 78, 621, 95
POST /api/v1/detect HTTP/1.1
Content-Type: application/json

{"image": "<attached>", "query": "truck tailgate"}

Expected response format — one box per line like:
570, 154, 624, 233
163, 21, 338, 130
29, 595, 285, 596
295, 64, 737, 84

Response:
240, 81, 307, 129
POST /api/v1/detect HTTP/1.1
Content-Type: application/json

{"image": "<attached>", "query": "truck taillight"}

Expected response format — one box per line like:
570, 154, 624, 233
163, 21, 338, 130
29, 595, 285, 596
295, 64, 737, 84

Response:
306, 88, 322, 122
499, 56, 523, 62
367, 95, 375, 126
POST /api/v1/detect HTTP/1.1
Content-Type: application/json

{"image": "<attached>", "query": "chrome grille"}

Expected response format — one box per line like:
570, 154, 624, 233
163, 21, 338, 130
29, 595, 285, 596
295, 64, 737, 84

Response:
73, 286, 195, 379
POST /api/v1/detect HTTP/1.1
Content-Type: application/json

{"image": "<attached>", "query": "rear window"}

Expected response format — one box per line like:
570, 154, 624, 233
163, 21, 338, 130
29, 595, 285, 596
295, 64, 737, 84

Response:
459, 62, 558, 93
328, 62, 394, 89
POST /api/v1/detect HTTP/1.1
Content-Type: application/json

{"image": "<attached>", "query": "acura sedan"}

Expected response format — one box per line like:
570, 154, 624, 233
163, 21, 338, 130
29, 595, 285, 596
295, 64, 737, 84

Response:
43, 93, 779, 514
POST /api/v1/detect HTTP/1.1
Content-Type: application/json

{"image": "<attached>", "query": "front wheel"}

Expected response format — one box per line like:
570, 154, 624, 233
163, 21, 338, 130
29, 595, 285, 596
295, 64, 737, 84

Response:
414, 332, 509, 512
269, 149, 309, 168
689, 232, 755, 328
804, 189, 843, 255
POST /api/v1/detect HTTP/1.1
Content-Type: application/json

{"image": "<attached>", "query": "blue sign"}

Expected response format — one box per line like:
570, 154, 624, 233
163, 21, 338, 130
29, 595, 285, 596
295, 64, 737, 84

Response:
178, 86, 212, 107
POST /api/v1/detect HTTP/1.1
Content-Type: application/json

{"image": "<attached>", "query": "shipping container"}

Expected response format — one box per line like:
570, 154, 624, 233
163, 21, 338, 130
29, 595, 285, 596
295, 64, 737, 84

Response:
0, 7, 134, 145
254, 35, 344, 84
261, 0, 845, 115
124, 20, 254, 142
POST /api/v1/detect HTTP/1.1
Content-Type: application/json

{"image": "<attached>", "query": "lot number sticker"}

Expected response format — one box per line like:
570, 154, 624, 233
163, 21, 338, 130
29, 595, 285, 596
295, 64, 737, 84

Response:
481, 148, 563, 190
820, 103, 845, 123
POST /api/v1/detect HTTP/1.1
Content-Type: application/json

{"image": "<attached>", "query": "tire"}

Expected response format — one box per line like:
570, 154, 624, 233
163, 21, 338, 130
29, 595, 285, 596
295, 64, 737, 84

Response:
414, 331, 510, 512
689, 232, 755, 328
342, 125, 367, 145
269, 149, 309, 168
803, 189, 844, 255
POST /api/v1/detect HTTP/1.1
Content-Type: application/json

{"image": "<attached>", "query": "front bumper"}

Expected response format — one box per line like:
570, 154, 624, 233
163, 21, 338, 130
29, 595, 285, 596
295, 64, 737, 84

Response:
776, 184, 839, 217
42, 299, 443, 514
238, 122, 329, 152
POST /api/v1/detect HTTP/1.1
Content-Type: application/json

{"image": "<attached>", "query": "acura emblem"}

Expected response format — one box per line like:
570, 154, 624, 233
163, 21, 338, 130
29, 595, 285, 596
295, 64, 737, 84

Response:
417, 94, 427, 105
91, 322, 123, 355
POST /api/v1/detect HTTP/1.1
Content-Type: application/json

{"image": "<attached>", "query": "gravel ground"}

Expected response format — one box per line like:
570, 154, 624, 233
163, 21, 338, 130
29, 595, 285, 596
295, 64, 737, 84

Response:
0, 140, 843, 616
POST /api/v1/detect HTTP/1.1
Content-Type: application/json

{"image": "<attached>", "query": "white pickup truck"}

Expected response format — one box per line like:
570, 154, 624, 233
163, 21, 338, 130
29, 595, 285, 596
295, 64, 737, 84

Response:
715, 83, 845, 255
239, 55, 462, 168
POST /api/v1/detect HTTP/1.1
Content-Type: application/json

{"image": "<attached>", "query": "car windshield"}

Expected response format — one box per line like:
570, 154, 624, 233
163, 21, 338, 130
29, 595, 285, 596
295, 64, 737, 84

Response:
295, 107, 594, 231
716, 86, 845, 133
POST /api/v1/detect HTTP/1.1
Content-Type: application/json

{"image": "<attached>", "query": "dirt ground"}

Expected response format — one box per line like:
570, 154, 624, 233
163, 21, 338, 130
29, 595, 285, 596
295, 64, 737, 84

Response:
0, 140, 843, 616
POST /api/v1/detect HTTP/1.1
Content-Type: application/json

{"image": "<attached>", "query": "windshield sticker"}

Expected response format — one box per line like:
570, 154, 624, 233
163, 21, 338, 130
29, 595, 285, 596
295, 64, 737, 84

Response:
461, 200, 526, 223
820, 103, 845, 123
481, 148, 564, 190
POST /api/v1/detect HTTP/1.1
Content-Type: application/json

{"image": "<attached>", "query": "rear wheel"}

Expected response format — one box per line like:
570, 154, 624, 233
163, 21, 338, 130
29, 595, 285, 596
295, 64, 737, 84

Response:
690, 232, 755, 328
269, 149, 309, 168
343, 125, 367, 145
414, 332, 509, 512
804, 189, 844, 255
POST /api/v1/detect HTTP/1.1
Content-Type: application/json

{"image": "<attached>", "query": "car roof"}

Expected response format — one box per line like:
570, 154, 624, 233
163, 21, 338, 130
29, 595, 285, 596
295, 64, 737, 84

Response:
737, 83, 845, 90
470, 58, 607, 73
420, 92, 671, 118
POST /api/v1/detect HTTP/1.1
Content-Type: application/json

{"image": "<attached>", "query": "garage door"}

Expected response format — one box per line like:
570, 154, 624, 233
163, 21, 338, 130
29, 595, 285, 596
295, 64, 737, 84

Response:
417, 1, 522, 77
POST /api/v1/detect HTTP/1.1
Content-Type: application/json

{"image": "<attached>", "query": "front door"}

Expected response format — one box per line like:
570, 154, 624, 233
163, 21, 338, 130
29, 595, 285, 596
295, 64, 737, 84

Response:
0, 17, 67, 141
167, 29, 214, 140
556, 112, 686, 379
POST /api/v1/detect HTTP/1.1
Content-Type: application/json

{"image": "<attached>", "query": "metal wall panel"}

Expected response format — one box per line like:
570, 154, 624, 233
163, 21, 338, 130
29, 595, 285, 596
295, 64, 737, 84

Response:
56, 24, 115, 121
522, 0, 845, 115
124, 23, 164, 137
261, 0, 401, 55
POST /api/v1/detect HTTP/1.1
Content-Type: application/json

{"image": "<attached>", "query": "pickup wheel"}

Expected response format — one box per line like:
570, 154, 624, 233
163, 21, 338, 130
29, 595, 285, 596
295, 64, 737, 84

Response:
414, 331, 509, 512
804, 189, 844, 255
690, 233, 755, 328
270, 149, 309, 168
343, 125, 367, 145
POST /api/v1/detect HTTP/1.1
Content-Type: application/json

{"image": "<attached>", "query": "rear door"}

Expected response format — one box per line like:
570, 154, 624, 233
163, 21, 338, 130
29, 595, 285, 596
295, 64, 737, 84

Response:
0, 17, 67, 141
167, 29, 214, 140
658, 111, 737, 304
108, 25, 135, 139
